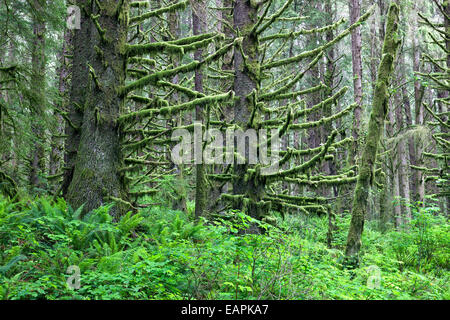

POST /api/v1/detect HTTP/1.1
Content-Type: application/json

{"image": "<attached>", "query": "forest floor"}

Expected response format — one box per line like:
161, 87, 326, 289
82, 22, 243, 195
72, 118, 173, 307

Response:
0, 195, 448, 300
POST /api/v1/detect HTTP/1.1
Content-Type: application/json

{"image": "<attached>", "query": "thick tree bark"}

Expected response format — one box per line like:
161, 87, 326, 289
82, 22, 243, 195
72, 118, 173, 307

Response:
232, 0, 267, 220
345, 2, 400, 262
66, 0, 129, 218
62, 1, 90, 197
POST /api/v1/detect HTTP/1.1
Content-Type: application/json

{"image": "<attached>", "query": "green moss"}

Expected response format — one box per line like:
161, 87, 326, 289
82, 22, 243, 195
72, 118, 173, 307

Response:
119, 39, 236, 96
266, 131, 338, 181
345, 3, 400, 262
254, 0, 293, 35
262, 5, 374, 70
129, 1, 149, 8
260, 52, 323, 99
129, 0, 188, 24
0, 170, 18, 199
260, 18, 346, 42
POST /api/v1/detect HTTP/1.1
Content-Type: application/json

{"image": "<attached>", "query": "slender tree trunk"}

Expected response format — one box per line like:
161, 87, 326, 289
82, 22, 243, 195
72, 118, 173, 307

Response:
412, 1, 425, 204
50, 30, 72, 190
378, 153, 390, 232
387, 104, 402, 227
29, 0, 47, 189
378, 0, 386, 40
324, 0, 338, 246
207, 0, 234, 212
397, 42, 412, 221
62, 1, 90, 197
345, 2, 400, 262
369, 12, 378, 94
168, 1, 187, 213
349, 0, 363, 165
193, 0, 207, 218
443, 0, 449, 212
306, 2, 323, 163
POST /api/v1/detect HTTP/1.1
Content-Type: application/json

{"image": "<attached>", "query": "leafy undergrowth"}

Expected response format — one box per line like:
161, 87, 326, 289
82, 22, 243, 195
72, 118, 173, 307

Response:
0, 196, 448, 300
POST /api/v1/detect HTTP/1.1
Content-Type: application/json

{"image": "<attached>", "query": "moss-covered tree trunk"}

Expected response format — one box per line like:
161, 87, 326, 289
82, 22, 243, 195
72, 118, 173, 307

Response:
345, 2, 400, 261
62, 0, 90, 197
66, 0, 129, 218
232, 0, 267, 220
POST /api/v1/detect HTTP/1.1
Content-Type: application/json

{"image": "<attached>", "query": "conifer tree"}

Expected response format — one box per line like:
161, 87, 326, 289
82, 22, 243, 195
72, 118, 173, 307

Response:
66, 0, 131, 217
203, 0, 374, 225
415, 0, 449, 211
64, 0, 221, 215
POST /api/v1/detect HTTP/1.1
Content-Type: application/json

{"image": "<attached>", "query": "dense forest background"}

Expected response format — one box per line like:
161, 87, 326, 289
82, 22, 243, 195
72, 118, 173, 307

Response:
0, 0, 448, 300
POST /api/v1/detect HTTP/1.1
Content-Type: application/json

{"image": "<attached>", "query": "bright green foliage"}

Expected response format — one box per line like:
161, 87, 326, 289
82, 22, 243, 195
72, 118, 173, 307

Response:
0, 0, 449, 302
0, 196, 448, 300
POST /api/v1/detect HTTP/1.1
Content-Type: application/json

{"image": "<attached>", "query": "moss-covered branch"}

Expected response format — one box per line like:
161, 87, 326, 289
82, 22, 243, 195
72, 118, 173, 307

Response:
266, 130, 338, 180
129, 1, 188, 24
119, 39, 237, 96
261, 5, 374, 70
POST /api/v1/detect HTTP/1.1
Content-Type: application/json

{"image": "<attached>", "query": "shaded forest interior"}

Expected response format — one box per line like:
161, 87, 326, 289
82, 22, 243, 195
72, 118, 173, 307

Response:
0, 0, 448, 300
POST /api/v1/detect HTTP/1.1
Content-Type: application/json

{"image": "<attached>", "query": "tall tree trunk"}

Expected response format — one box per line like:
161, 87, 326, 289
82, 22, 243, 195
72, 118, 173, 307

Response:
232, 0, 266, 221
412, 1, 425, 204
66, 0, 129, 218
349, 0, 363, 165
193, 0, 207, 218
324, 0, 338, 246
50, 30, 72, 191
207, 0, 234, 212
29, 0, 47, 189
168, 1, 187, 213
387, 104, 402, 227
62, 1, 90, 197
443, 0, 449, 212
345, 2, 400, 262
397, 40, 412, 221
